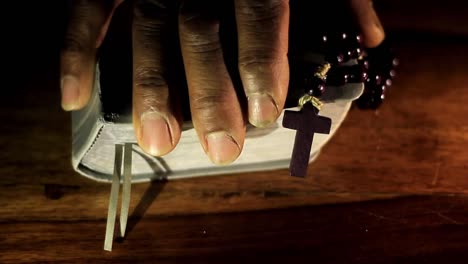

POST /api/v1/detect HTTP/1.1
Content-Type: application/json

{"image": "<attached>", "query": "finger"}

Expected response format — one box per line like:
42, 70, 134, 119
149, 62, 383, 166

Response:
96, 0, 125, 47
132, 0, 182, 157
179, 0, 245, 165
60, 0, 118, 110
234, 0, 289, 127
350, 0, 385, 48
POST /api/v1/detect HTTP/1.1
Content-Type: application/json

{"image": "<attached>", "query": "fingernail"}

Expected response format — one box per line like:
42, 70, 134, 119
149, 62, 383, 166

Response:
61, 75, 80, 111
140, 112, 173, 156
248, 93, 279, 127
369, 3, 385, 44
372, 16, 385, 39
206, 131, 241, 165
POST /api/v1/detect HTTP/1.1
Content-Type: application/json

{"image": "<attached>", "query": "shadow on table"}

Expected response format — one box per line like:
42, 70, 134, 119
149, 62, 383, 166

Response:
115, 180, 167, 243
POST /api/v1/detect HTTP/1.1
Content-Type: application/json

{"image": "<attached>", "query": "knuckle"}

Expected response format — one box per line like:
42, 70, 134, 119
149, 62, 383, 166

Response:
133, 0, 169, 34
190, 93, 226, 125
134, 72, 169, 111
63, 0, 113, 53
133, 0, 174, 49
135, 89, 169, 110
134, 66, 167, 90
237, 0, 288, 23
190, 84, 230, 111
134, 0, 170, 19
191, 93, 223, 111
133, 18, 165, 32
179, 11, 214, 28
179, 25, 221, 55
62, 27, 91, 53
179, 2, 219, 33
133, 19, 166, 46
179, 2, 221, 55
183, 35, 222, 55
238, 54, 281, 75
178, 7, 202, 25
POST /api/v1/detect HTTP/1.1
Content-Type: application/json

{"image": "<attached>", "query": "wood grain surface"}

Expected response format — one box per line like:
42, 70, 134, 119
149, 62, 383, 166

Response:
1, 2, 468, 263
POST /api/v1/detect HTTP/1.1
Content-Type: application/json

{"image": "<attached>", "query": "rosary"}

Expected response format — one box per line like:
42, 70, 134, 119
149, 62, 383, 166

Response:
283, 32, 399, 177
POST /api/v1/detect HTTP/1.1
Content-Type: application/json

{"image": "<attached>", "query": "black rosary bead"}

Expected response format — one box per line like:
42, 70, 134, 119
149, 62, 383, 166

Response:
348, 64, 368, 83
325, 51, 345, 65
351, 47, 362, 59
356, 84, 387, 109
360, 59, 369, 70
370, 74, 383, 85
305, 76, 326, 97
322, 35, 328, 44
326, 67, 347, 86
355, 34, 362, 44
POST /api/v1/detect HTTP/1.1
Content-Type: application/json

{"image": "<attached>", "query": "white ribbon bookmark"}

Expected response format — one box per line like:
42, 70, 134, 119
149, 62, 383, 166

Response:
120, 143, 133, 238
104, 143, 133, 252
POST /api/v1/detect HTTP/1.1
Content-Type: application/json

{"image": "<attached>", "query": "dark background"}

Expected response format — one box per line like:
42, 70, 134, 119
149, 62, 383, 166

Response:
2, 1, 468, 263
6, 0, 468, 99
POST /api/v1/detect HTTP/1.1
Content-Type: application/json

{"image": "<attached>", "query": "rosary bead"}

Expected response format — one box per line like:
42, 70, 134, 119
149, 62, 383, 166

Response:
355, 34, 362, 44
312, 84, 326, 97
385, 78, 393, 87
360, 60, 369, 70
360, 71, 369, 82
326, 68, 349, 85
342, 51, 352, 62
356, 84, 386, 109
305, 76, 326, 97
326, 52, 345, 64
374, 75, 383, 85
341, 32, 348, 40
342, 73, 350, 84
374, 85, 387, 104
322, 35, 328, 43
345, 65, 368, 83
351, 47, 363, 58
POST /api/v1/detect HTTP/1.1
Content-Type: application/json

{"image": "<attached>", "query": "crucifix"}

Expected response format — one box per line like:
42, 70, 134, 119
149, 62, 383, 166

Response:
282, 102, 331, 177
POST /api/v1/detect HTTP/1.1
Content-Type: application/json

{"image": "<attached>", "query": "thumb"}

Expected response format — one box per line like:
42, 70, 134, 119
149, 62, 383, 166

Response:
350, 0, 385, 48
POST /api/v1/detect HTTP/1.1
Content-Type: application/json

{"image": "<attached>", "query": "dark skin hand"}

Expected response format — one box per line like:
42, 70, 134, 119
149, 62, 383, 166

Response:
60, 0, 385, 165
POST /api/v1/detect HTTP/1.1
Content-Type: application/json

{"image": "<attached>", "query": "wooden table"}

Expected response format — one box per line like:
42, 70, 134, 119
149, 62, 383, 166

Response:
2, 8, 468, 263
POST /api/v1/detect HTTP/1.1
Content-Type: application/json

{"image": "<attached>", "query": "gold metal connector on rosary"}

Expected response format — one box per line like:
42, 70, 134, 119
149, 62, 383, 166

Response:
298, 94, 324, 110
313, 62, 331, 80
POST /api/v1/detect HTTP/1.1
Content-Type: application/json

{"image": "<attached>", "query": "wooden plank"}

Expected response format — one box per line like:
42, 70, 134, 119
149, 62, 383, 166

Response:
1, 195, 468, 263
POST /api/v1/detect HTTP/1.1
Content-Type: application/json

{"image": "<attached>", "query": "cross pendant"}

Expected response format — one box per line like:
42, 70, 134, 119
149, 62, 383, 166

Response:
282, 103, 332, 177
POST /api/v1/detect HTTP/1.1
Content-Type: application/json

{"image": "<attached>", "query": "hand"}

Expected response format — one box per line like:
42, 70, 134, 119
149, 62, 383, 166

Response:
60, 0, 385, 165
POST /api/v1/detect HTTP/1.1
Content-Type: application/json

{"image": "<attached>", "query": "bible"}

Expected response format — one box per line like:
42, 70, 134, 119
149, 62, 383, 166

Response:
71, 57, 363, 183
69, 0, 366, 183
